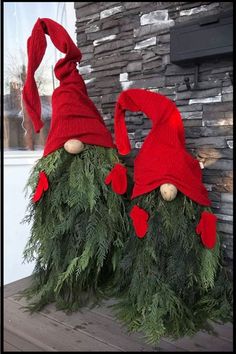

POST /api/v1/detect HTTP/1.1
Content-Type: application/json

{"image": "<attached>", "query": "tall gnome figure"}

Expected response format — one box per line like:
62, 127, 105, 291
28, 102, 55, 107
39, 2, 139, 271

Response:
105, 89, 232, 344
21, 18, 128, 312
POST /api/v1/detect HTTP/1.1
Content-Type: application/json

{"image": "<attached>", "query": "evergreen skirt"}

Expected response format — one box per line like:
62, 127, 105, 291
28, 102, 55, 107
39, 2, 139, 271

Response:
22, 146, 128, 312
112, 189, 232, 344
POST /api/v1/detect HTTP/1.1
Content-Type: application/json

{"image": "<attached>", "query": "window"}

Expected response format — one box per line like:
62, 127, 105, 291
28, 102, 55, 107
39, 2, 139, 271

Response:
4, 2, 76, 151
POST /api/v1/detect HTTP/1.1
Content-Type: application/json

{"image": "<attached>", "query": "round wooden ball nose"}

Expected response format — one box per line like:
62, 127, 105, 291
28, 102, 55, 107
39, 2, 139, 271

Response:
64, 139, 85, 154
160, 183, 178, 201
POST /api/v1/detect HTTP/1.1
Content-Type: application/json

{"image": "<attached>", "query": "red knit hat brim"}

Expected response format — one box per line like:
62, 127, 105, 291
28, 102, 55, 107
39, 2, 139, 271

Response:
132, 145, 211, 206
132, 179, 211, 206
44, 120, 115, 156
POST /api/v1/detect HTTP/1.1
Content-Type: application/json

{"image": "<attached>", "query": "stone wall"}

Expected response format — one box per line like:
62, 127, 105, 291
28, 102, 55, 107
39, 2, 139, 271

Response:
74, 2, 233, 262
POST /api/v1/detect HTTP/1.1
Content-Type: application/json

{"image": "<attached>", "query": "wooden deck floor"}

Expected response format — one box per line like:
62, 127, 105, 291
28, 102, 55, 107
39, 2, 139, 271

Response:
4, 277, 233, 352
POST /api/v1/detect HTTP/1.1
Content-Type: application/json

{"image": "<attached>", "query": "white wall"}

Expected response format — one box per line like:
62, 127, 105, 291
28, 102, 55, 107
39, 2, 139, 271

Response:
4, 151, 42, 285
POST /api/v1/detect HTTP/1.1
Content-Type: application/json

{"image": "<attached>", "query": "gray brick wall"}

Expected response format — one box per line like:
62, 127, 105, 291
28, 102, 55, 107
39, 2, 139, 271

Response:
74, 2, 233, 263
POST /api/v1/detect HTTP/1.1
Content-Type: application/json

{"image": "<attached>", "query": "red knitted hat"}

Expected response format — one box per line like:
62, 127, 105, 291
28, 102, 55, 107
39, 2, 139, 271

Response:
22, 18, 115, 157
114, 88, 211, 206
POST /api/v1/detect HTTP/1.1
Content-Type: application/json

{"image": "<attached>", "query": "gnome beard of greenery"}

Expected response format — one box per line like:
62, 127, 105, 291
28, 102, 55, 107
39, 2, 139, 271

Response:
22, 144, 127, 312
111, 191, 232, 344
20, 18, 128, 312
106, 89, 232, 344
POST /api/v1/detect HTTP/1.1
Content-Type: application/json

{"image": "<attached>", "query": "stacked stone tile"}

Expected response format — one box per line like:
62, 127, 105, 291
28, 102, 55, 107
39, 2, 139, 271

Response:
74, 2, 233, 265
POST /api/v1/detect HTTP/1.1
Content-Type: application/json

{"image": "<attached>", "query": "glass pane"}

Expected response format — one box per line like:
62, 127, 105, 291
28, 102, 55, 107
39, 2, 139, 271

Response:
4, 2, 76, 151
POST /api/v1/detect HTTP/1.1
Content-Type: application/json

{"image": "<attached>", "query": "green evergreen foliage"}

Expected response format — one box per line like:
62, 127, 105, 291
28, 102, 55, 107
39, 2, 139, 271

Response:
20, 145, 232, 345
21, 145, 129, 312
109, 189, 232, 344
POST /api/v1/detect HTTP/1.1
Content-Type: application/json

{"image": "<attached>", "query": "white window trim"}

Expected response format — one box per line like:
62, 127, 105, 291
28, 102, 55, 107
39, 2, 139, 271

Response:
4, 150, 43, 166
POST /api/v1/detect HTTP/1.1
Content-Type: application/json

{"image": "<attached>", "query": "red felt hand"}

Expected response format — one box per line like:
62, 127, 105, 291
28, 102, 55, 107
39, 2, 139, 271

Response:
33, 171, 49, 202
196, 211, 217, 249
104, 163, 127, 195
129, 205, 149, 238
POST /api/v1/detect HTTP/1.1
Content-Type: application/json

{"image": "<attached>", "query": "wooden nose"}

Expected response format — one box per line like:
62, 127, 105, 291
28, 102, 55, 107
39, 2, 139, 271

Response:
64, 139, 85, 154
160, 183, 178, 201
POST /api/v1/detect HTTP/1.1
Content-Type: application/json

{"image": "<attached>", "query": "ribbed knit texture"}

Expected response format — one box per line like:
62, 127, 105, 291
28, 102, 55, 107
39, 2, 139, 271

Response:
114, 88, 211, 206
22, 18, 115, 157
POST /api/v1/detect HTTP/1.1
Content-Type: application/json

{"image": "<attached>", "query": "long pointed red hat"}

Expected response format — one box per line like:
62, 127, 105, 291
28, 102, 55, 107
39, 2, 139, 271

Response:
114, 88, 211, 206
22, 18, 115, 157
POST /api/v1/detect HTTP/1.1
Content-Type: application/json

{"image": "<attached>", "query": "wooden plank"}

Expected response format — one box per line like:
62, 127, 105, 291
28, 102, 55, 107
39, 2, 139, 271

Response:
4, 328, 46, 352
88, 299, 189, 351
165, 331, 233, 352
4, 298, 122, 352
42, 304, 158, 352
89, 299, 233, 351
12, 295, 187, 352
12, 296, 155, 352
208, 321, 233, 342
4, 341, 21, 352
4, 278, 233, 352
192, 331, 233, 351
4, 276, 33, 298
88, 297, 118, 320
4, 326, 56, 352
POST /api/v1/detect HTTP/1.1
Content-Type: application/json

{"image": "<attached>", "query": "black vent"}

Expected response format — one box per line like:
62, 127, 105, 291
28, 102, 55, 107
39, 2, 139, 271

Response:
170, 10, 233, 64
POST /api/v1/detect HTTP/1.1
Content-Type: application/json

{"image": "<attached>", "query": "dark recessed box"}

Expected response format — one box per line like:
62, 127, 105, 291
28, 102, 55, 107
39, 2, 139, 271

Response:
170, 10, 233, 64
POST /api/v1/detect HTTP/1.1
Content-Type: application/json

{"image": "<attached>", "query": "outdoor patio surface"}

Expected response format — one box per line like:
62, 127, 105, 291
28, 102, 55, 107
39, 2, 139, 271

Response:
4, 276, 233, 352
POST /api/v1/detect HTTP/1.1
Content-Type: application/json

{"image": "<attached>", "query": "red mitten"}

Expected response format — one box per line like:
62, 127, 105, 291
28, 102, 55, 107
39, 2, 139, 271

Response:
130, 205, 149, 238
104, 163, 127, 195
196, 211, 217, 249
33, 171, 49, 202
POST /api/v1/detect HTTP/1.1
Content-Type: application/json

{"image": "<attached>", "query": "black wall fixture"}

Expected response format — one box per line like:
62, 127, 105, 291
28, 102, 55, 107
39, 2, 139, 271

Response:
170, 9, 233, 90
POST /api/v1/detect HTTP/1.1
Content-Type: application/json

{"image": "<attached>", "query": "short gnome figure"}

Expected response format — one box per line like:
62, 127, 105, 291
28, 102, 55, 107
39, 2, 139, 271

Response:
105, 89, 232, 343
21, 18, 128, 312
